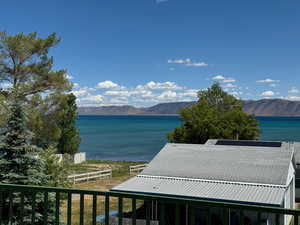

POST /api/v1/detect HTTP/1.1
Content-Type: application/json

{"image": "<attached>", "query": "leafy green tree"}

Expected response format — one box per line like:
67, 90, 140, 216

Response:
167, 83, 260, 143
198, 83, 243, 111
26, 93, 66, 148
0, 31, 79, 150
0, 100, 55, 224
57, 93, 80, 155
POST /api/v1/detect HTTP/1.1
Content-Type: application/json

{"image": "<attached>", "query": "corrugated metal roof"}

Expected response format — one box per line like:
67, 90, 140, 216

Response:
293, 142, 300, 165
111, 175, 285, 206
140, 143, 293, 185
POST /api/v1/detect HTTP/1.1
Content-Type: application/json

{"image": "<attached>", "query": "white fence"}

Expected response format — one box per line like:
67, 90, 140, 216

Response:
68, 169, 112, 184
129, 164, 148, 175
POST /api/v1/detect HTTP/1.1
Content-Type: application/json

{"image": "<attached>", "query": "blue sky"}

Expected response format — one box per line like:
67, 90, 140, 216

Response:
1, 0, 300, 106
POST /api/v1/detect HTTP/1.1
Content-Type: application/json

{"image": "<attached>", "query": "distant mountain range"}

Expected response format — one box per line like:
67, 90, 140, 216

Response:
78, 99, 300, 116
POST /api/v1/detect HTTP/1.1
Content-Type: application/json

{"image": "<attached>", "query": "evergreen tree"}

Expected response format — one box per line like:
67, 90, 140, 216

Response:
57, 93, 80, 155
0, 31, 73, 149
0, 101, 55, 224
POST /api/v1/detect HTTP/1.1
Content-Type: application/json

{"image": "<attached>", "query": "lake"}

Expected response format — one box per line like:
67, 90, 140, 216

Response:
77, 115, 300, 161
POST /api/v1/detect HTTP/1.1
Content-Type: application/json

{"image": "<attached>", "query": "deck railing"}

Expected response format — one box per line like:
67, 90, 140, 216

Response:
0, 183, 300, 225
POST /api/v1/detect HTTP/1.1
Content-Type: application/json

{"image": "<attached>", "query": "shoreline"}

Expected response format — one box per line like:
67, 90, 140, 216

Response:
78, 114, 300, 117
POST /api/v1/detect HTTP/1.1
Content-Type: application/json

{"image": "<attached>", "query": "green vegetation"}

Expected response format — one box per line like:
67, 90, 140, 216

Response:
39, 146, 73, 188
57, 93, 81, 155
167, 83, 260, 143
0, 31, 80, 152
0, 31, 82, 224
0, 101, 56, 224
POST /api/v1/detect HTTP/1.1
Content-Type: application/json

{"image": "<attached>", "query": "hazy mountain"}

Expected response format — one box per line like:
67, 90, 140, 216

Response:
78, 99, 300, 116
243, 99, 300, 116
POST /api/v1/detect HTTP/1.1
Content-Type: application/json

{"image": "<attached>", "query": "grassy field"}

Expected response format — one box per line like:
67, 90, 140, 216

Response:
61, 160, 146, 225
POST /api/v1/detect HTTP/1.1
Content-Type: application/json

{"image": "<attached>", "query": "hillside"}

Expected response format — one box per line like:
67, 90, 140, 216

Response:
78, 99, 300, 116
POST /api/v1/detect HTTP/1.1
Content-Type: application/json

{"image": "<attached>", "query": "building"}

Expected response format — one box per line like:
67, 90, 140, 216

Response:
111, 140, 296, 225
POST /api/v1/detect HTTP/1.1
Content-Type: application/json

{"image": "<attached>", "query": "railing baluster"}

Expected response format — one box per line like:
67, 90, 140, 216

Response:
240, 210, 244, 225
132, 198, 136, 225
20, 191, 24, 224
0, 190, 3, 224
118, 197, 123, 225
275, 213, 280, 225
44, 192, 48, 225
175, 203, 180, 225
295, 214, 299, 225
92, 194, 97, 225
160, 202, 166, 225
67, 192, 72, 225
105, 194, 110, 225
80, 193, 84, 225
206, 207, 211, 225
222, 208, 228, 225
256, 212, 261, 225
31, 191, 36, 224
8, 190, 13, 225
55, 192, 60, 225
146, 200, 151, 225
189, 204, 195, 225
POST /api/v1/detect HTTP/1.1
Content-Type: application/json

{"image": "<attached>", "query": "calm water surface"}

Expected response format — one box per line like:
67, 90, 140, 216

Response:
77, 115, 300, 161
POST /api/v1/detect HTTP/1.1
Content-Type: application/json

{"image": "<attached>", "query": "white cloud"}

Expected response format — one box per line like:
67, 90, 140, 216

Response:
72, 80, 201, 106
186, 62, 208, 67
284, 96, 300, 101
224, 83, 237, 88
269, 83, 277, 88
256, 78, 279, 83
168, 59, 191, 64
72, 89, 88, 97
260, 90, 276, 97
105, 90, 130, 97
80, 95, 103, 103
158, 91, 177, 100
178, 89, 198, 98
96, 80, 119, 89
168, 58, 208, 67
288, 87, 299, 94
211, 75, 236, 84
212, 75, 225, 80
229, 91, 243, 97
223, 78, 236, 83
137, 81, 183, 90
110, 97, 129, 104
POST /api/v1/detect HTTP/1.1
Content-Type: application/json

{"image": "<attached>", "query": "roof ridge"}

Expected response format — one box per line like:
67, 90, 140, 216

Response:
137, 175, 286, 188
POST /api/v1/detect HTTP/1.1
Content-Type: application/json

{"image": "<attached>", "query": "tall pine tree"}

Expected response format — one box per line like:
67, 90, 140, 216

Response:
0, 100, 55, 224
57, 93, 80, 155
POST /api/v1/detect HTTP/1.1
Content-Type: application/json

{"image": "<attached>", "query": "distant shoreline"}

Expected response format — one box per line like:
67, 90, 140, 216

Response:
78, 114, 300, 117
78, 114, 180, 116
78, 99, 300, 117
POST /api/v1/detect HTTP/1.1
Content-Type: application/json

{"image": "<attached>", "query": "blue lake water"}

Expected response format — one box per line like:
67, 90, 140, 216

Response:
77, 115, 300, 161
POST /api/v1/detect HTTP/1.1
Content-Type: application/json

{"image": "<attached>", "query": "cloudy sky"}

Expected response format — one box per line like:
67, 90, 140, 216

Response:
2, 0, 300, 106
